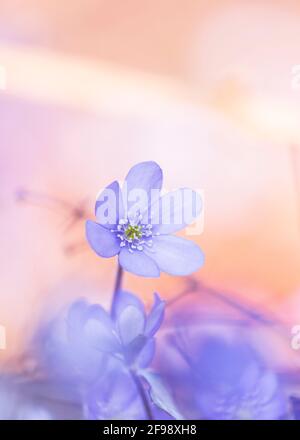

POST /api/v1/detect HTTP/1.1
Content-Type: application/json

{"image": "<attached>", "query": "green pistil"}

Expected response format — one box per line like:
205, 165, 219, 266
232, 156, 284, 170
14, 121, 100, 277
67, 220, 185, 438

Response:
124, 225, 142, 241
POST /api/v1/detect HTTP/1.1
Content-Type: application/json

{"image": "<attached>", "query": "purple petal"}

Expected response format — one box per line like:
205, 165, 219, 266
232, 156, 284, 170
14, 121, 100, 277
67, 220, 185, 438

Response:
145, 293, 165, 337
67, 300, 89, 338
144, 235, 204, 276
140, 371, 183, 420
124, 162, 163, 213
137, 338, 156, 368
95, 180, 124, 228
68, 302, 120, 353
84, 317, 120, 354
117, 305, 146, 345
86, 220, 120, 258
113, 290, 145, 321
118, 248, 160, 277
123, 334, 148, 364
148, 189, 202, 234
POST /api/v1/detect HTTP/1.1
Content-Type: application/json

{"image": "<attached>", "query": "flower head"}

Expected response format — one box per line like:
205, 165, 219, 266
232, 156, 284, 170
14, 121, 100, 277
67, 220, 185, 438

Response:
35, 291, 165, 385
33, 291, 166, 419
158, 325, 288, 420
86, 161, 204, 277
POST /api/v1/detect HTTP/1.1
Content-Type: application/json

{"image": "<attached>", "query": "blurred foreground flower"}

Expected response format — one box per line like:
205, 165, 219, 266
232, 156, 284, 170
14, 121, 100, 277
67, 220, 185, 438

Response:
158, 325, 288, 420
37, 291, 164, 379
33, 290, 182, 419
86, 161, 204, 277
84, 358, 146, 420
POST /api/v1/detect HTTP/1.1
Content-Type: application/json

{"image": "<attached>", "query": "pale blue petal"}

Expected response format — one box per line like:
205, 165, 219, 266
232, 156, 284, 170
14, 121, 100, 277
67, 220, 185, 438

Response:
123, 334, 148, 365
125, 161, 163, 194
117, 305, 146, 345
140, 371, 183, 420
113, 290, 145, 321
118, 248, 160, 277
86, 220, 120, 258
145, 293, 165, 337
147, 189, 202, 234
67, 300, 89, 339
95, 180, 124, 228
68, 302, 120, 354
144, 235, 204, 276
136, 338, 156, 368
84, 317, 120, 354
124, 161, 163, 214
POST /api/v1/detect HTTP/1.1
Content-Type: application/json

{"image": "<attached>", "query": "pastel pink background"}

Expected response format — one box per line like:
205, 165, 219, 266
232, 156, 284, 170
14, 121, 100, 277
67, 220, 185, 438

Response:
1, 0, 300, 362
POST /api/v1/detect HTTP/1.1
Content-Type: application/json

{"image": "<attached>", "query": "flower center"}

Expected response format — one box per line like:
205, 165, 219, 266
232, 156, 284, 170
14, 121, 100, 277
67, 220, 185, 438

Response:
111, 214, 155, 253
124, 225, 142, 241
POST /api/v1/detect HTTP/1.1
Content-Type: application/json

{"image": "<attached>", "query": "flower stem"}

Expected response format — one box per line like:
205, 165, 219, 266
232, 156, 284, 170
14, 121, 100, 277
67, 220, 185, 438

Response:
111, 263, 124, 316
131, 371, 154, 420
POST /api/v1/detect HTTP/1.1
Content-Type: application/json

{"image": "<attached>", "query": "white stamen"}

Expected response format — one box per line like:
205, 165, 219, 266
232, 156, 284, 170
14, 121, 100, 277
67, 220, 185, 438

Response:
111, 216, 154, 254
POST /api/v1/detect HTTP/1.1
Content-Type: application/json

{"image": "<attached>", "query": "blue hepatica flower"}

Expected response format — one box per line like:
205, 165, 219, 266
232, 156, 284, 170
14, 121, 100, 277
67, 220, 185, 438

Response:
191, 337, 288, 420
85, 360, 177, 420
36, 291, 165, 383
86, 161, 204, 277
158, 328, 288, 420
34, 291, 169, 419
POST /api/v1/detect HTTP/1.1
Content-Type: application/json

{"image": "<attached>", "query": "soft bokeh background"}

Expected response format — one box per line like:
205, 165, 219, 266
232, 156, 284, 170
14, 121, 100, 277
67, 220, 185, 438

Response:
1, 0, 300, 363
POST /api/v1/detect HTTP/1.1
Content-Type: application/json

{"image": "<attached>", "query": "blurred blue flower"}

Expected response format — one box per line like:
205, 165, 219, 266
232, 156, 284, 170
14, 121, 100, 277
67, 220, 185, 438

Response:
33, 290, 172, 419
158, 328, 288, 420
85, 358, 179, 420
291, 396, 300, 420
36, 291, 165, 383
86, 161, 204, 277
84, 358, 146, 420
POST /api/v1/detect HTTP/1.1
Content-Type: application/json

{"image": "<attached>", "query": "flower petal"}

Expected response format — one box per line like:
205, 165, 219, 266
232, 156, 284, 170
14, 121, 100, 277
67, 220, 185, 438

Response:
147, 189, 202, 234
145, 293, 165, 337
125, 161, 163, 194
86, 220, 120, 258
118, 248, 160, 277
144, 235, 204, 276
140, 371, 183, 420
68, 302, 120, 354
67, 300, 89, 339
123, 334, 148, 364
124, 161, 163, 214
117, 305, 146, 345
112, 290, 145, 321
137, 338, 156, 368
84, 318, 120, 354
95, 180, 124, 228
